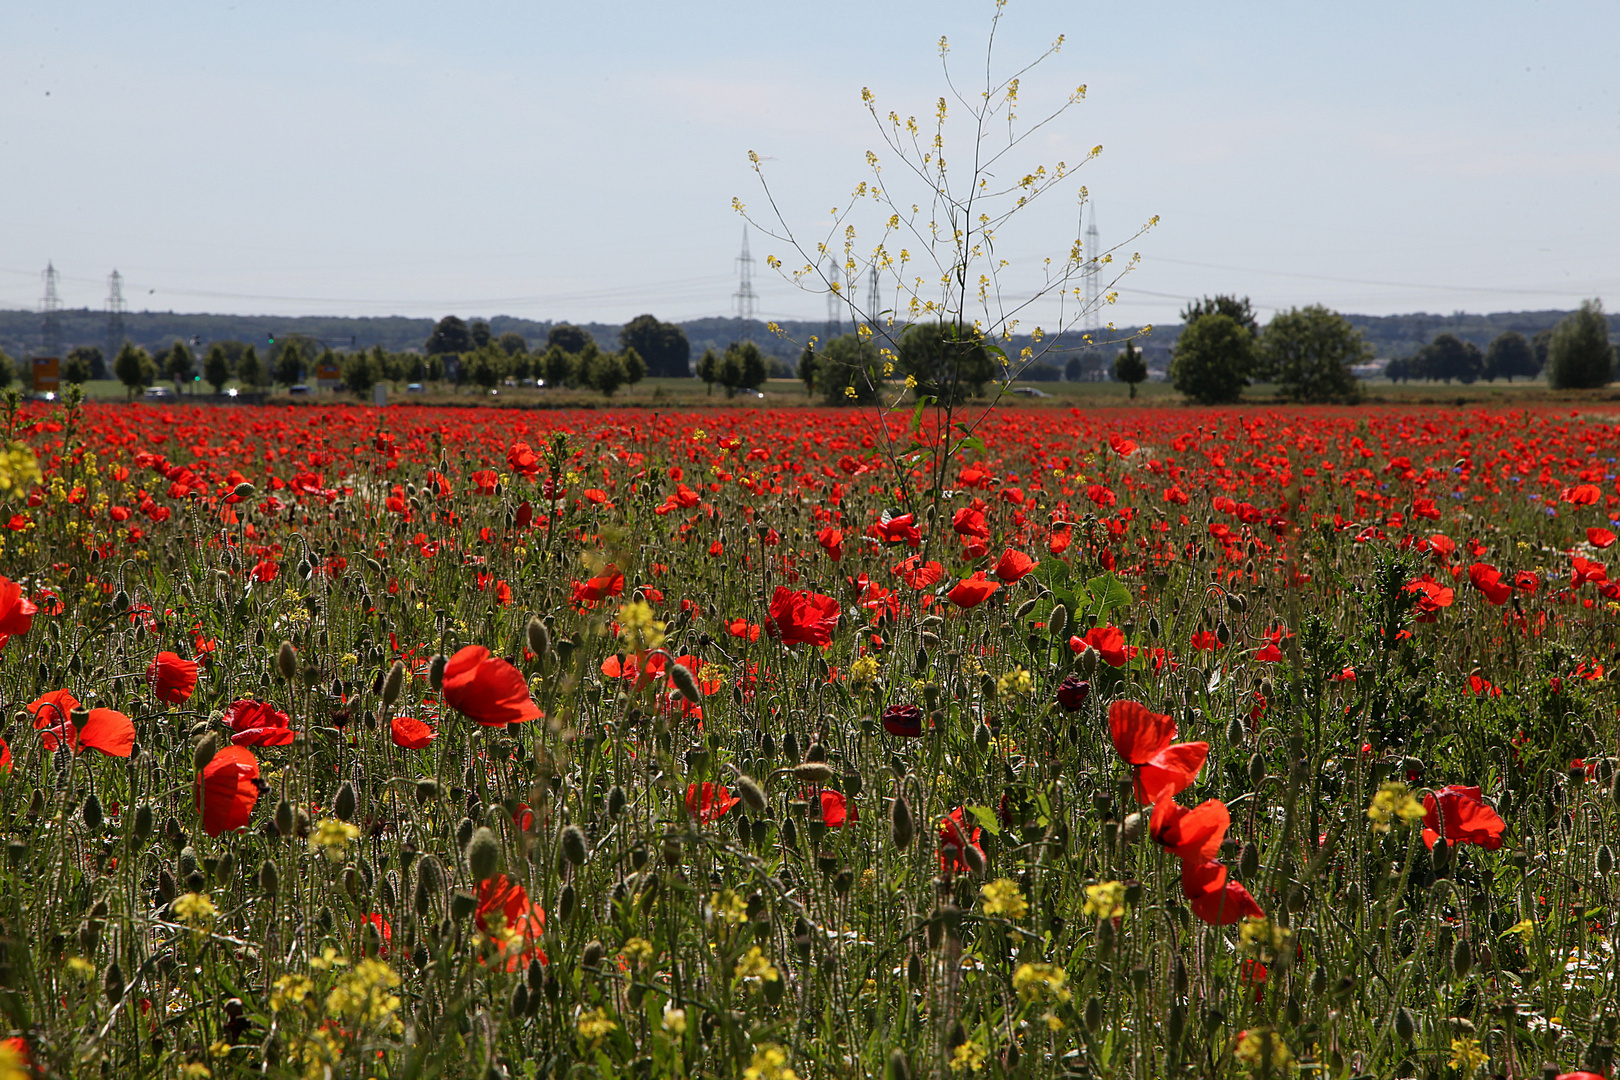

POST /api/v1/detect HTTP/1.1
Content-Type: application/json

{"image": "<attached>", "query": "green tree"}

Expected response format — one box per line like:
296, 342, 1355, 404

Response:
274, 342, 306, 388
1383, 357, 1411, 383
1546, 299, 1615, 389
896, 322, 994, 404
621, 346, 646, 386
1483, 331, 1539, 383
165, 340, 195, 392
342, 349, 377, 397
1112, 340, 1148, 398
582, 349, 628, 397
547, 324, 593, 354
1412, 333, 1482, 384
696, 348, 719, 395
541, 345, 574, 388
1171, 315, 1251, 404
814, 334, 883, 405
719, 341, 767, 395
465, 346, 506, 391
203, 343, 232, 393
425, 316, 472, 356
509, 351, 534, 382
62, 350, 95, 386
797, 344, 819, 397
114, 342, 155, 398
469, 320, 492, 349
1181, 295, 1259, 338
1531, 328, 1554, 369
406, 354, 429, 384
497, 332, 528, 356
1256, 305, 1366, 403
236, 345, 265, 389
0, 349, 12, 389
619, 315, 692, 378
65, 345, 103, 383
366, 345, 400, 388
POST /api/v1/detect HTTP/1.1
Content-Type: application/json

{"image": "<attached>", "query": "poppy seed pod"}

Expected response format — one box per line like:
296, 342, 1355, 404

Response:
133, 804, 155, 843
1121, 811, 1146, 845
560, 824, 588, 866
466, 827, 500, 883
380, 661, 406, 709
104, 960, 124, 1005
670, 662, 702, 705
1451, 938, 1472, 978
273, 799, 294, 838
891, 794, 914, 850
1239, 842, 1260, 880
334, 782, 357, 823
1084, 995, 1103, 1033
1226, 592, 1247, 613
276, 641, 298, 681
736, 775, 767, 814
792, 762, 834, 784
1247, 753, 1266, 788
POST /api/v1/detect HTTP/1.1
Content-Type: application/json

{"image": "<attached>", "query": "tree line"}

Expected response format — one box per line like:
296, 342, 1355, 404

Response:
1384, 300, 1615, 388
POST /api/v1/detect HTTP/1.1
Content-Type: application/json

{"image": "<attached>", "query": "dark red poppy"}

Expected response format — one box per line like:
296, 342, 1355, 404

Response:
765, 586, 839, 647
442, 645, 542, 728
1468, 562, 1512, 605
390, 715, 435, 749
224, 699, 294, 747
947, 571, 1000, 609
992, 549, 1037, 583
0, 575, 37, 649
1150, 798, 1229, 860
148, 651, 198, 704
1055, 674, 1090, 712
196, 745, 262, 836
819, 789, 855, 827
938, 808, 984, 873
880, 703, 924, 737
685, 782, 740, 824
1421, 785, 1505, 850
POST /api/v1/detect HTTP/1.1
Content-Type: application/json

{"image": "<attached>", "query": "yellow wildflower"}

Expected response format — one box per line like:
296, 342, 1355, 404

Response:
1367, 781, 1425, 832
617, 600, 665, 652
980, 878, 1027, 919
0, 442, 41, 494
1083, 880, 1127, 920
743, 1044, 799, 1080
1449, 1037, 1489, 1074
949, 1040, 988, 1073
577, 1006, 617, 1047
1235, 1028, 1294, 1071
172, 892, 217, 932
1013, 962, 1071, 1006
734, 945, 780, 987
309, 818, 360, 863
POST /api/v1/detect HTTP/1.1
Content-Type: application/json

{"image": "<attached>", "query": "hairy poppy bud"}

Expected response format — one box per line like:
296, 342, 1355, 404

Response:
428, 654, 447, 692
414, 780, 438, 806
736, 775, 767, 814
886, 1048, 913, 1080
557, 882, 576, 922
380, 661, 406, 709
1239, 842, 1260, 880
133, 804, 155, 843
1048, 603, 1069, 640
582, 940, 605, 968
1226, 592, 1246, 613
82, 792, 103, 831
1451, 938, 1472, 978
1121, 811, 1146, 845
791, 762, 834, 784
334, 782, 357, 823
560, 824, 588, 866
1599, 845, 1614, 876
104, 960, 124, 1005
1084, 995, 1103, 1033
1014, 598, 1037, 621
1226, 717, 1245, 747
276, 641, 298, 681
891, 795, 914, 850
193, 732, 220, 772
259, 859, 279, 897
669, 662, 703, 705
526, 616, 550, 661
1395, 1006, 1416, 1043
272, 798, 294, 838
1167, 1003, 1186, 1044
607, 784, 627, 817
962, 838, 986, 878
414, 856, 444, 917
1247, 753, 1265, 788
466, 826, 500, 883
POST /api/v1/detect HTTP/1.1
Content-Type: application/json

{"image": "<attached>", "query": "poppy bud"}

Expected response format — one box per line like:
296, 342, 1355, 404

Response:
414, 780, 438, 806
334, 782, 357, 823
133, 804, 154, 843
1084, 995, 1103, 1033
974, 722, 991, 751
380, 661, 406, 709
962, 839, 986, 878
1167, 1003, 1186, 1044
509, 981, 528, 1017
891, 795, 914, 850
1215, 620, 1231, 645
1451, 938, 1472, 978
792, 762, 834, 784
582, 940, 605, 968
1121, 811, 1146, 845
276, 641, 298, 681
1431, 836, 1451, 873
193, 733, 220, 772
1014, 598, 1037, 621
526, 616, 550, 661
1599, 845, 1614, 876
607, 784, 627, 817
1239, 842, 1260, 880
1395, 1006, 1416, 1043
560, 824, 589, 866
1079, 648, 1099, 677
157, 868, 177, 904
669, 662, 703, 705
455, 817, 475, 852
1246, 753, 1265, 788
414, 856, 444, 916
736, 775, 767, 814
1048, 603, 1069, 640
449, 891, 476, 921
1226, 593, 1246, 613
1225, 717, 1245, 748
104, 960, 124, 1005
82, 792, 103, 831
428, 654, 447, 692
886, 1048, 913, 1080
466, 827, 500, 883
1096, 918, 1115, 959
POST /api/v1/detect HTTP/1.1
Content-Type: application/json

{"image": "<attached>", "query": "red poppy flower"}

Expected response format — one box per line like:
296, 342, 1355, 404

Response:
473, 874, 548, 969
390, 715, 435, 749
765, 586, 840, 647
1189, 874, 1265, 925
938, 808, 984, 873
951, 507, 990, 541
1513, 570, 1539, 594
1108, 699, 1208, 804
37, 704, 135, 758
196, 745, 262, 836
1421, 785, 1505, 850
685, 782, 740, 824
881, 703, 924, 737
947, 571, 1000, 609
223, 699, 294, 747
28, 688, 81, 727
1108, 435, 1137, 457
1055, 674, 1090, 711
991, 549, 1037, 583
1468, 562, 1512, 605
148, 651, 198, 704
867, 512, 922, 548
1180, 856, 1227, 899
1563, 484, 1602, 505
1557, 1073, 1607, 1080
571, 568, 625, 607
1571, 556, 1609, 587
817, 527, 845, 561
1070, 625, 1130, 667
1587, 527, 1617, 549
819, 789, 856, 827
442, 645, 542, 728
361, 913, 392, 957
0, 575, 37, 648
1149, 798, 1229, 860
1403, 578, 1454, 622
0, 737, 9, 773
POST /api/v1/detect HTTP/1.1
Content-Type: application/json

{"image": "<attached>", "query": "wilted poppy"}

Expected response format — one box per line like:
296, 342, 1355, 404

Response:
991, 549, 1037, 583
1421, 785, 1505, 850
148, 651, 199, 704
390, 715, 435, 749
685, 782, 740, 824
224, 699, 294, 747
947, 572, 1000, 609
442, 645, 542, 728
881, 703, 924, 737
765, 586, 839, 647
196, 745, 263, 836
1150, 798, 1230, 860
1055, 674, 1090, 712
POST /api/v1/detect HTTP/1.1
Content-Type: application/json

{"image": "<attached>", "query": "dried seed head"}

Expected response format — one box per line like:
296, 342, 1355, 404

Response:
465, 826, 500, 883
380, 661, 406, 708
276, 641, 298, 681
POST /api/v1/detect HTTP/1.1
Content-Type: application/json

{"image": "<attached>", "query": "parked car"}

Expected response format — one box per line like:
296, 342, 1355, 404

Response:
1011, 386, 1050, 398
288, 385, 311, 396
144, 386, 173, 399
406, 383, 425, 393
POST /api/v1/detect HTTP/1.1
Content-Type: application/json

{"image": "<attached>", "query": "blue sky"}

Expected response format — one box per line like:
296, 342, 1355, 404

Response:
2, 1, 1615, 329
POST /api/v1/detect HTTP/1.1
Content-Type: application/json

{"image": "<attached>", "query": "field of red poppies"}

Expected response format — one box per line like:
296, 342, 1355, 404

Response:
0, 395, 1616, 1079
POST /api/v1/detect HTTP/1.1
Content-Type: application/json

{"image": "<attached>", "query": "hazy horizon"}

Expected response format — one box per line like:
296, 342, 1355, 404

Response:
4, 2, 1616, 329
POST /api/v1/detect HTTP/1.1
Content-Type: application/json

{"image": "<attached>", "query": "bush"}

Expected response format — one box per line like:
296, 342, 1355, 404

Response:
814, 334, 884, 405
1546, 299, 1615, 389
896, 322, 994, 403
1171, 314, 1251, 404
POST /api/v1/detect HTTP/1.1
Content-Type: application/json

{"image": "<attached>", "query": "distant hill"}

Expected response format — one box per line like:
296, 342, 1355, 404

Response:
1, 305, 1612, 375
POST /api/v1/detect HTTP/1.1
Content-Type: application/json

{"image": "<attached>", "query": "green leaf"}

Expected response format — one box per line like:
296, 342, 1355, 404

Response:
963, 804, 1002, 836
1084, 573, 1133, 615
